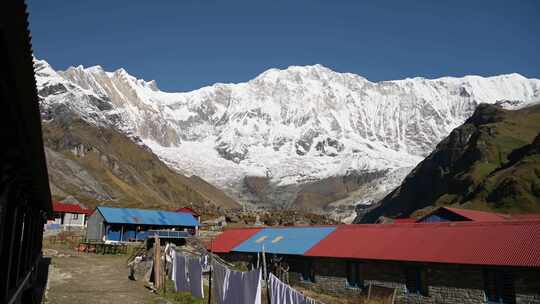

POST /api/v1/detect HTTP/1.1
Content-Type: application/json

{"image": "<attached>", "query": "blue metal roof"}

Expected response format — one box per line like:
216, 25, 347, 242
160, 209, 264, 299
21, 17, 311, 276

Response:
232, 227, 336, 255
97, 206, 198, 227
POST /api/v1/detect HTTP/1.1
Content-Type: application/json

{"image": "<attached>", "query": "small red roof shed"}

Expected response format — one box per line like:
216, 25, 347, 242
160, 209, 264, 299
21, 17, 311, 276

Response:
442, 207, 507, 222
53, 201, 92, 215
417, 206, 507, 223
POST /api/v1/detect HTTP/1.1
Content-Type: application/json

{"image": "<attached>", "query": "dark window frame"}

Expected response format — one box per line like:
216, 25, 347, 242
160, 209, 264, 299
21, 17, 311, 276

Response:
301, 258, 316, 283
404, 267, 428, 296
484, 270, 515, 304
346, 261, 364, 288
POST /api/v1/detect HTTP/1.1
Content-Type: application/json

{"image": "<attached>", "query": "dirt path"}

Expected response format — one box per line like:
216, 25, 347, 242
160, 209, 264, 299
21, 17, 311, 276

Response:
44, 248, 158, 304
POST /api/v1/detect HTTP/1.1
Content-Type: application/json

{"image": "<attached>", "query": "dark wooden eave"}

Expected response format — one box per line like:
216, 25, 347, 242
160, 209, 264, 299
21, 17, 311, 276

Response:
0, 1, 52, 213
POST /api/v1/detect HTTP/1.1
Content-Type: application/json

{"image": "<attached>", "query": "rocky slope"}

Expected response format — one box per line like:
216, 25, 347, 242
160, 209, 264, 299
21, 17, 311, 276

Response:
34, 58, 540, 220
356, 104, 540, 223
42, 112, 239, 211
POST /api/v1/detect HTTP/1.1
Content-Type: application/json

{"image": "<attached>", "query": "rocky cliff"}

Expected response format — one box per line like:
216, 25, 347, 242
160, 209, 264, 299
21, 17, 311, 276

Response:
356, 104, 540, 223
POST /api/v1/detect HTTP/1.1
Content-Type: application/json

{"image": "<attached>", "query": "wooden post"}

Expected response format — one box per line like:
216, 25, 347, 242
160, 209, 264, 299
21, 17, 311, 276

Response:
391, 287, 397, 304
266, 268, 271, 304
208, 239, 212, 304
154, 236, 162, 290
163, 250, 167, 295
367, 283, 372, 300
163, 241, 169, 295
262, 245, 267, 280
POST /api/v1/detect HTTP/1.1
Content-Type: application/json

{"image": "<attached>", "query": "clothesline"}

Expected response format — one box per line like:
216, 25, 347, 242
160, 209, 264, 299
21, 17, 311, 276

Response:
159, 239, 326, 304
268, 273, 319, 304
171, 251, 205, 299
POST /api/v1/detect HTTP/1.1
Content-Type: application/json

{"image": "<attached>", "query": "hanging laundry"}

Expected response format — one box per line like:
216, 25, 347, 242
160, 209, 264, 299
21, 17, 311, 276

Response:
256, 252, 260, 269
187, 256, 204, 299
202, 254, 210, 272
172, 252, 190, 292
269, 273, 317, 304
212, 260, 262, 304
164, 244, 175, 278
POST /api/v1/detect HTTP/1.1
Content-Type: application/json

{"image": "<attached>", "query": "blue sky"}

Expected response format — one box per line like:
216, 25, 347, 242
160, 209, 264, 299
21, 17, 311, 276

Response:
28, 0, 540, 92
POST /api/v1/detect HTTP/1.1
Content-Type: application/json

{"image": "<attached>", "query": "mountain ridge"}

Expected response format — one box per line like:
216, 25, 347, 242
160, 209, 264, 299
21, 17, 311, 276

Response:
35, 58, 540, 220
356, 104, 540, 223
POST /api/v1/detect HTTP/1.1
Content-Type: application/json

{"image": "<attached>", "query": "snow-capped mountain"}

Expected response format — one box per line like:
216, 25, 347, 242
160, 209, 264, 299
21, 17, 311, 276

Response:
34, 58, 540, 221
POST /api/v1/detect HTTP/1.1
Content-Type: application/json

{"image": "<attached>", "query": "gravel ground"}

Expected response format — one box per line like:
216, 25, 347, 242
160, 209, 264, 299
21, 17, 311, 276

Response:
43, 246, 159, 304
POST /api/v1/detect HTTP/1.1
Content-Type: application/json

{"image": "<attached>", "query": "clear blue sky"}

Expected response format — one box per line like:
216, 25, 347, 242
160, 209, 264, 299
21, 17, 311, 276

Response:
27, 0, 540, 92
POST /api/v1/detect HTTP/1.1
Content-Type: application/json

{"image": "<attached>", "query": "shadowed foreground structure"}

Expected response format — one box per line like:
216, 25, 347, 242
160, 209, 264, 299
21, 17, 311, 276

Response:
0, 1, 53, 303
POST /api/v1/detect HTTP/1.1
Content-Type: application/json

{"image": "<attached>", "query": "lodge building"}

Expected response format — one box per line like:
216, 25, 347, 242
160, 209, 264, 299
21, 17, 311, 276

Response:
211, 208, 540, 304
86, 206, 199, 242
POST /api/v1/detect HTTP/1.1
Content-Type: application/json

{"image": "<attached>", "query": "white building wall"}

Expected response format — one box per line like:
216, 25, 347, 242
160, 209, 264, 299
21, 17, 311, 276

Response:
62, 213, 86, 227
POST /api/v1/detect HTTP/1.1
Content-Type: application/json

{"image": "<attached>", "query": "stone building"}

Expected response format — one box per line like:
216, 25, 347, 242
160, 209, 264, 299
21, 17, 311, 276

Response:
211, 219, 540, 304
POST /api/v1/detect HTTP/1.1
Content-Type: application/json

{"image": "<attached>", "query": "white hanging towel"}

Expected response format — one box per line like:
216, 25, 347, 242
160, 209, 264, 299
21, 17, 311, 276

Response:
269, 273, 316, 304
212, 260, 262, 304
172, 252, 190, 292
187, 256, 204, 299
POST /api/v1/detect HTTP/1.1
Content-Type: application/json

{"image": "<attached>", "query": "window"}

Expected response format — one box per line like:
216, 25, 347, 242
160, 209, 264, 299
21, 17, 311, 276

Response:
301, 259, 316, 283
484, 270, 515, 304
346, 261, 364, 288
73, 213, 79, 220
405, 267, 428, 296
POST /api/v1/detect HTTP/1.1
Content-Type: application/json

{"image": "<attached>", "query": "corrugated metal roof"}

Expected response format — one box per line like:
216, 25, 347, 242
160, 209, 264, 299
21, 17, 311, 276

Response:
97, 206, 198, 227
417, 207, 506, 223
233, 227, 336, 255
305, 221, 540, 267
53, 201, 92, 214
210, 228, 263, 253
506, 214, 540, 221
442, 207, 506, 222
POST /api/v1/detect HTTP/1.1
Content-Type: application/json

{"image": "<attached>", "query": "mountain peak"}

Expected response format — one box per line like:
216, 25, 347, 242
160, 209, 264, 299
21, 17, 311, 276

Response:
67, 64, 104, 73
35, 58, 540, 220
253, 63, 367, 84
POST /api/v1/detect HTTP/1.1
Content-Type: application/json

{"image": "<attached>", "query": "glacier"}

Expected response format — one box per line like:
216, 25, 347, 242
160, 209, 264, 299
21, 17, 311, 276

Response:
34, 58, 540, 221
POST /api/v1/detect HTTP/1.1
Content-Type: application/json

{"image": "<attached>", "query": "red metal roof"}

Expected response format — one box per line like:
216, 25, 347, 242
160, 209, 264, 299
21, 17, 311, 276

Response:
505, 214, 540, 221
441, 207, 506, 222
209, 227, 263, 253
305, 221, 540, 267
53, 202, 92, 215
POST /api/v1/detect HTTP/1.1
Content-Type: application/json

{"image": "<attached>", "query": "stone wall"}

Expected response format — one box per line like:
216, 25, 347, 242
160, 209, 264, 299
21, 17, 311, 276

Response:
514, 269, 540, 304
286, 257, 540, 304
219, 253, 540, 304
